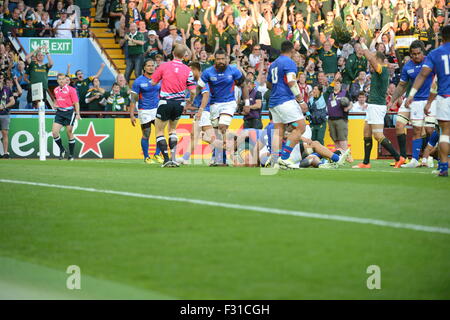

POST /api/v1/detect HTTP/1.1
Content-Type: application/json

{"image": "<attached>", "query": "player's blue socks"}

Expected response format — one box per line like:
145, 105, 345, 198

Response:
154, 146, 161, 156
183, 152, 191, 161
281, 140, 294, 160
331, 153, 340, 163
215, 147, 224, 164
428, 130, 439, 147
270, 150, 281, 164
412, 138, 422, 160
141, 138, 149, 159
440, 162, 448, 173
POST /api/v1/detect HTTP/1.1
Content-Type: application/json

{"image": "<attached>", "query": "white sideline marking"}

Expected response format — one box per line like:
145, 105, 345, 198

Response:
1, 179, 449, 235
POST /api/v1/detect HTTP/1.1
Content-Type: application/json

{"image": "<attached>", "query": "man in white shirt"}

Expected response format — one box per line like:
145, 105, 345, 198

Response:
53, 10, 74, 39
162, 25, 183, 58
350, 92, 368, 113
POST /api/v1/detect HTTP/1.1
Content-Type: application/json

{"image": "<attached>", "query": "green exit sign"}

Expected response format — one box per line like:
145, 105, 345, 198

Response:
29, 38, 73, 55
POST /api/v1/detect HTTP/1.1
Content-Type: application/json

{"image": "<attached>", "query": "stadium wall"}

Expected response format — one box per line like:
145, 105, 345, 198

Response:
7, 117, 378, 160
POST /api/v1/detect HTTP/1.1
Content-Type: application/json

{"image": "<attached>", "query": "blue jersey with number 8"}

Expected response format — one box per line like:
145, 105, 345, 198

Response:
423, 42, 450, 96
267, 55, 297, 108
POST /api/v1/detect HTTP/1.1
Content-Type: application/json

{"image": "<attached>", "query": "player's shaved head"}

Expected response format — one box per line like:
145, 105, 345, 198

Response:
173, 44, 187, 59
442, 25, 450, 42
281, 40, 294, 54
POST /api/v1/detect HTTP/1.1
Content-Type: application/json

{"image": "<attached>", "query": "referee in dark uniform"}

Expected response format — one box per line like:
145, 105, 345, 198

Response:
52, 73, 81, 160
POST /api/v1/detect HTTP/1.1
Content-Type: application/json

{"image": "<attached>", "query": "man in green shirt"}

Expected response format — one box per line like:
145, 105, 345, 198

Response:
73, 63, 106, 112
318, 41, 338, 75
175, 0, 194, 32
104, 83, 128, 117
342, 43, 367, 89
25, 45, 53, 107
1, 8, 21, 36
75, 0, 92, 17
353, 48, 405, 169
120, 22, 145, 82
268, 23, 288, 58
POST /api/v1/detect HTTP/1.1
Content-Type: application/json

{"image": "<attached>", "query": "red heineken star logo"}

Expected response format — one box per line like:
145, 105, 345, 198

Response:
74, 122, 109, 158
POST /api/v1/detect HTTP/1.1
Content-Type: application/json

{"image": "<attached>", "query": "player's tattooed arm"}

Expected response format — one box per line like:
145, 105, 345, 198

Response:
129, 92, 138, 126
389, 81, 408, 107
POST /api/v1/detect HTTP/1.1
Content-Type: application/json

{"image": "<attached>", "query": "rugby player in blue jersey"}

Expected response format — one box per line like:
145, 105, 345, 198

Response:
197, 48, 249, 166
179, 62, 219, 165
129, 59, 161, 164
388, 40, 436, 168
266, 40, 308, 169
407, 25, 450, 177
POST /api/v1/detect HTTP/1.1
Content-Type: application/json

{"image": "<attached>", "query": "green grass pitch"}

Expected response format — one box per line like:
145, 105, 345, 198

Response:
0, 159, 449, 299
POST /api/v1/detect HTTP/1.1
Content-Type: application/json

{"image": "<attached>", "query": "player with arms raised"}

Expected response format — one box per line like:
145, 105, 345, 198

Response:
266, 40, 308, 169
353, 44, 405, 169
406, 25, 450, 177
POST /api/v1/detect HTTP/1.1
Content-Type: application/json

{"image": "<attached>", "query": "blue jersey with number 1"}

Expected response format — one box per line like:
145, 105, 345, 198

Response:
267, 55, 297, 108
423, 42, 450, 96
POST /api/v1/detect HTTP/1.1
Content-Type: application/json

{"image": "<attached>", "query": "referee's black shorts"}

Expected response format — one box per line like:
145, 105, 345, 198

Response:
156, 99, 184, 122
54, 109, 76, 126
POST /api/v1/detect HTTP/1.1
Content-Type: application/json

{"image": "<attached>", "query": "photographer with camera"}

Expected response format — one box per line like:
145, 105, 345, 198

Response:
324, 73, 352, 157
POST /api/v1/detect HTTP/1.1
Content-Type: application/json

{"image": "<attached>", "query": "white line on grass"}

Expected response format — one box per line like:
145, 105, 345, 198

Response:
1, 178, 449, 235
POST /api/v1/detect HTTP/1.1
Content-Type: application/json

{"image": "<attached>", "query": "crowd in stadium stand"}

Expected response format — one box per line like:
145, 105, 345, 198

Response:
0, 0, 449, 129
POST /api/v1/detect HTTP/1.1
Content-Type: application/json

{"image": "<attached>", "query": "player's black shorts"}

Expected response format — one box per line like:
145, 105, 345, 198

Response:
156, 99, 184, 121
54, 109, 76, 126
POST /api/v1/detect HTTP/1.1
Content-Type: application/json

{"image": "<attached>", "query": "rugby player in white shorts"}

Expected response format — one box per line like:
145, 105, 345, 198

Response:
388, 40, 437, 168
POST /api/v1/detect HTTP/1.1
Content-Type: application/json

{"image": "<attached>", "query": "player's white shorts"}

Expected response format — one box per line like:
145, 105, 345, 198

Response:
435, 96, 450, 121
398, 100, 409, 114
410, 100, 426, 120
409, 100, 437, 127
302, 124, 312, 140
198, 110, 211, 127
210, 101, 237, 120
366, 104, 387, 125
138, 108, 157, 125
270, 100, 304, 124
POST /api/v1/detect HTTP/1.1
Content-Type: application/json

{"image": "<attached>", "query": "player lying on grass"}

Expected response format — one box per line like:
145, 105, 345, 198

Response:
256, 121, 350, 168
